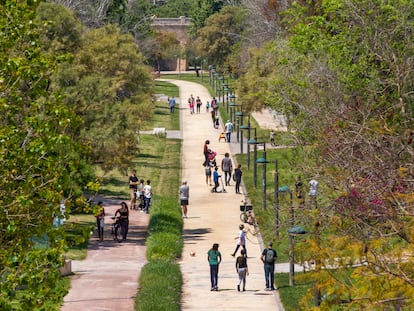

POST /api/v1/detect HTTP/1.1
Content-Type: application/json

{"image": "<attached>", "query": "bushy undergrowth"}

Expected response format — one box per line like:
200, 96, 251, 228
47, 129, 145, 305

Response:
146, 196, 183, 260
136, 259, 182, 311
136, 196, 183, 310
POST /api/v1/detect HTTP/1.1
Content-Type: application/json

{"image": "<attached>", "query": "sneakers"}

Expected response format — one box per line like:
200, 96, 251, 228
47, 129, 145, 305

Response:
230, 253, 235, 257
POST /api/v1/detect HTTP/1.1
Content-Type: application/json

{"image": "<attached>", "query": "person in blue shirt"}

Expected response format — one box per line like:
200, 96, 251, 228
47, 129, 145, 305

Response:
212, 166, 221, 192
168, 96, 176, 113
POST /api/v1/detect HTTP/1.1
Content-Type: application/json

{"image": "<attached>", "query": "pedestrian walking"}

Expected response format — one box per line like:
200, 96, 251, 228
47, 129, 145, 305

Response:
261, 242, 277, 290
129, 170, 139, 210
168, 96, 176, 113
214, 114, 219, 129
179, 180, 190, 218
137, 179, 145, 211
114, 202, 129, 241
188, 94, 195, 114
143, 180, 153, 214
196, 96, 202, 113
211, 97, 218, 112
206, 101, 210, 112
221, 152, 233, 186
234, 164, 242, 194
95, 201, 105, 242
270, 130, 276, 146
203, 139, 210, 166
231, 224, 247, 257
211, 110, 216, 128
207, 243, 222, 291
235, 249, 248, 291
212, 166, 221, 193
224, 120, 233, 142
205, 162, 213, 186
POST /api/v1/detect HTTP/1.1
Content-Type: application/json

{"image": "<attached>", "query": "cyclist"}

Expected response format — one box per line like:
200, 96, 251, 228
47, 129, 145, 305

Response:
114, 202, 129, 241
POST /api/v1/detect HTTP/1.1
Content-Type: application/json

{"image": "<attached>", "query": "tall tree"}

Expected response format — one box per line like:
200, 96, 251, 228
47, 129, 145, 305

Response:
0, 1, 83, 308
52, 24, 153, 173
194, 5, 245, 71
190, 0, 225, 34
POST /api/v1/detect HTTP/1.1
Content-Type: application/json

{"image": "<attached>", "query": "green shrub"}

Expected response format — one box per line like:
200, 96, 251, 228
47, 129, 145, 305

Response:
146, 232, 183, 260
136, 260, 182, 311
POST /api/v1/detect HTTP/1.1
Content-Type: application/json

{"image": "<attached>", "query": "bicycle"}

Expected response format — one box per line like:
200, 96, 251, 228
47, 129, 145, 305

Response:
240, 199, 255, 225
111, 216, 122, 242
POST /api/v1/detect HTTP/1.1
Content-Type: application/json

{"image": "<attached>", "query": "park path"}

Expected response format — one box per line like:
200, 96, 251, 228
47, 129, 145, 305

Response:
165, 79, 285, 310
61, 78, 289, 311
61, 199, 149, 311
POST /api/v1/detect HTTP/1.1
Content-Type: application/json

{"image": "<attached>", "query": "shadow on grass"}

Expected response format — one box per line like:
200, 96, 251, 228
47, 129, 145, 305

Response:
103, 176, 126, 187
138, 153, 160, 159
98, 189, 126, 199
154, 110, 169, 116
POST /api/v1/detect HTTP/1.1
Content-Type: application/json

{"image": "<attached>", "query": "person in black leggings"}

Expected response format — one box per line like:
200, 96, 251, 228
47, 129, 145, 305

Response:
114, 202, 129, 241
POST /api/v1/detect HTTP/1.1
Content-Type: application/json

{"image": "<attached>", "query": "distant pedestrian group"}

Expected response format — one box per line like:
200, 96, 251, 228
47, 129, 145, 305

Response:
207, 237, 277, 292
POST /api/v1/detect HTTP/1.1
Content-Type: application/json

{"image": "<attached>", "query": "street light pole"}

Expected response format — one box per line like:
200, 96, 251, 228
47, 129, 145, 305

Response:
274, 160, 279, 237
288, 190, 294, 286
279, 186, 295, 285
256, 144, 267, 210
247, 116, 251, 169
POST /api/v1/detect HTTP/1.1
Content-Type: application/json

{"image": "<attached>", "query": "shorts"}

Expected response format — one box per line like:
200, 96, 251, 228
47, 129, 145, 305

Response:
180, 199, 189, 206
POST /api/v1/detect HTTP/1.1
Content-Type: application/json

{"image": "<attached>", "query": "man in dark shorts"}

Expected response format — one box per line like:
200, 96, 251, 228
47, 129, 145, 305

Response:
179, 180, 190, 218
129, 170, 139, 210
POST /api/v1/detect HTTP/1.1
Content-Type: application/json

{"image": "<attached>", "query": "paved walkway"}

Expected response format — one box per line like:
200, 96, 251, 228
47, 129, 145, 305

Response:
61, 198, 149, 311
167, 79, 285, 310
61, 79, 296, 310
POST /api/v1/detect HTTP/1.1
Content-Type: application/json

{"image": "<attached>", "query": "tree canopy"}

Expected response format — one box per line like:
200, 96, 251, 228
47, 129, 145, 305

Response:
237, 0, 414, 308
0, 1, 84, 308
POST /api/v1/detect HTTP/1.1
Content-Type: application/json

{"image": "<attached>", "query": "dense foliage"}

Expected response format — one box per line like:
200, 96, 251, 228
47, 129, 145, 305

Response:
0, 1, 83, 308
237, 0, 414, 308
1, 1, 155, 308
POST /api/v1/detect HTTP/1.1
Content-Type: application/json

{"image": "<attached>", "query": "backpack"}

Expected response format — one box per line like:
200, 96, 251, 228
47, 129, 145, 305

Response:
265, 249, 275, 264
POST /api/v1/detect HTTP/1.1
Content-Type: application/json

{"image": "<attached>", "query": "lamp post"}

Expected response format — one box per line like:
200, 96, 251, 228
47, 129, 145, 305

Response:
229, 99, 239, 124
246, 127, 257, 171
237, 113, 249, 154
213, 72, 220, 93
223, 85, 229, 112
241, 123, 256, 170
273, 160, 279, 238
235, 111, 247, 144
208, 66, 213, 86
226, 87, 232, 111
256, 145, 268, 210
178, 56, 181, 79
250, 141, 265, 187
240, 124, 249, 159
217, 75, 224, 99
278, 186, 294, 286
222, 81, 228, 104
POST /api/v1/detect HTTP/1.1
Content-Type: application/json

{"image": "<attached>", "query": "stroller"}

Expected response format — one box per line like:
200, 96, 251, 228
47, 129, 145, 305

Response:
211, 176, 227, 193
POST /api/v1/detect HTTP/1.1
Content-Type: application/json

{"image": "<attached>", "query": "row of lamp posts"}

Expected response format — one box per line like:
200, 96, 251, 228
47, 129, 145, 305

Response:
208, 66, 236, 115
208, 64, 308, 287
249, 141, 307, 287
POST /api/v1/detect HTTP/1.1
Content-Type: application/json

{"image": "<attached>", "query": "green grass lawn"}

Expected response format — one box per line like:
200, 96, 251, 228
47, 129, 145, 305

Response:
141, 80, 180, 131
